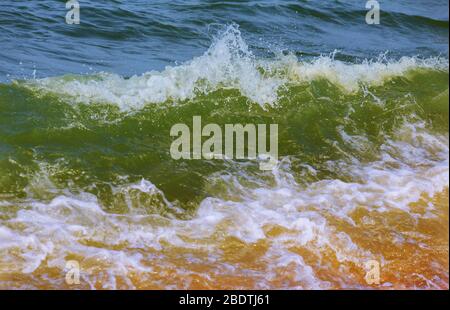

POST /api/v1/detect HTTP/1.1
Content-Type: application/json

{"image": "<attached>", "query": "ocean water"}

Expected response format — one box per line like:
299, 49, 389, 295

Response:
0, 0, 448, 289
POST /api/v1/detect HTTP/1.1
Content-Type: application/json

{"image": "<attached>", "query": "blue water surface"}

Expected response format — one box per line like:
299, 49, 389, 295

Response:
0, 0, 448, 81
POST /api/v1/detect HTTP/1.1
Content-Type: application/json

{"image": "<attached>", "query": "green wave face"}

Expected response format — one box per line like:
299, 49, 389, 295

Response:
0, 67, 448, 209
0, 23, 449, 289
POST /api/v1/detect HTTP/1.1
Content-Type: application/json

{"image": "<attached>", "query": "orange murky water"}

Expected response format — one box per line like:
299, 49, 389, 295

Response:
0, 189, 447, 290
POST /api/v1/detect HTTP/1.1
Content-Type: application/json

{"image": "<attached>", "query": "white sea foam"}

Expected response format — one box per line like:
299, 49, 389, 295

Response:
287, 53, 448, 92
0, 123, 447, 288
22, 25, 448, 110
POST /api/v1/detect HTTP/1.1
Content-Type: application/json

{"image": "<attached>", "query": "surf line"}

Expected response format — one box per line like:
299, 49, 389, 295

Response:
170, 116, 278, 170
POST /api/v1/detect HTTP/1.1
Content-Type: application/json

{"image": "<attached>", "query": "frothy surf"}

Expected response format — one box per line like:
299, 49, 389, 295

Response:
0, 24, 448, 290
20, 25, 448, 110
0, 121, 448, 289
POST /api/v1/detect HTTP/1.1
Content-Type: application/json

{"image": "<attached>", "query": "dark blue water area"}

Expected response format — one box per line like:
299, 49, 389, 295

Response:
0, 0, 448, 82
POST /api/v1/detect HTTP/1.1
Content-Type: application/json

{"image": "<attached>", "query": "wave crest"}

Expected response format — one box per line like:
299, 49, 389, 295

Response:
20, 25, 448, 110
